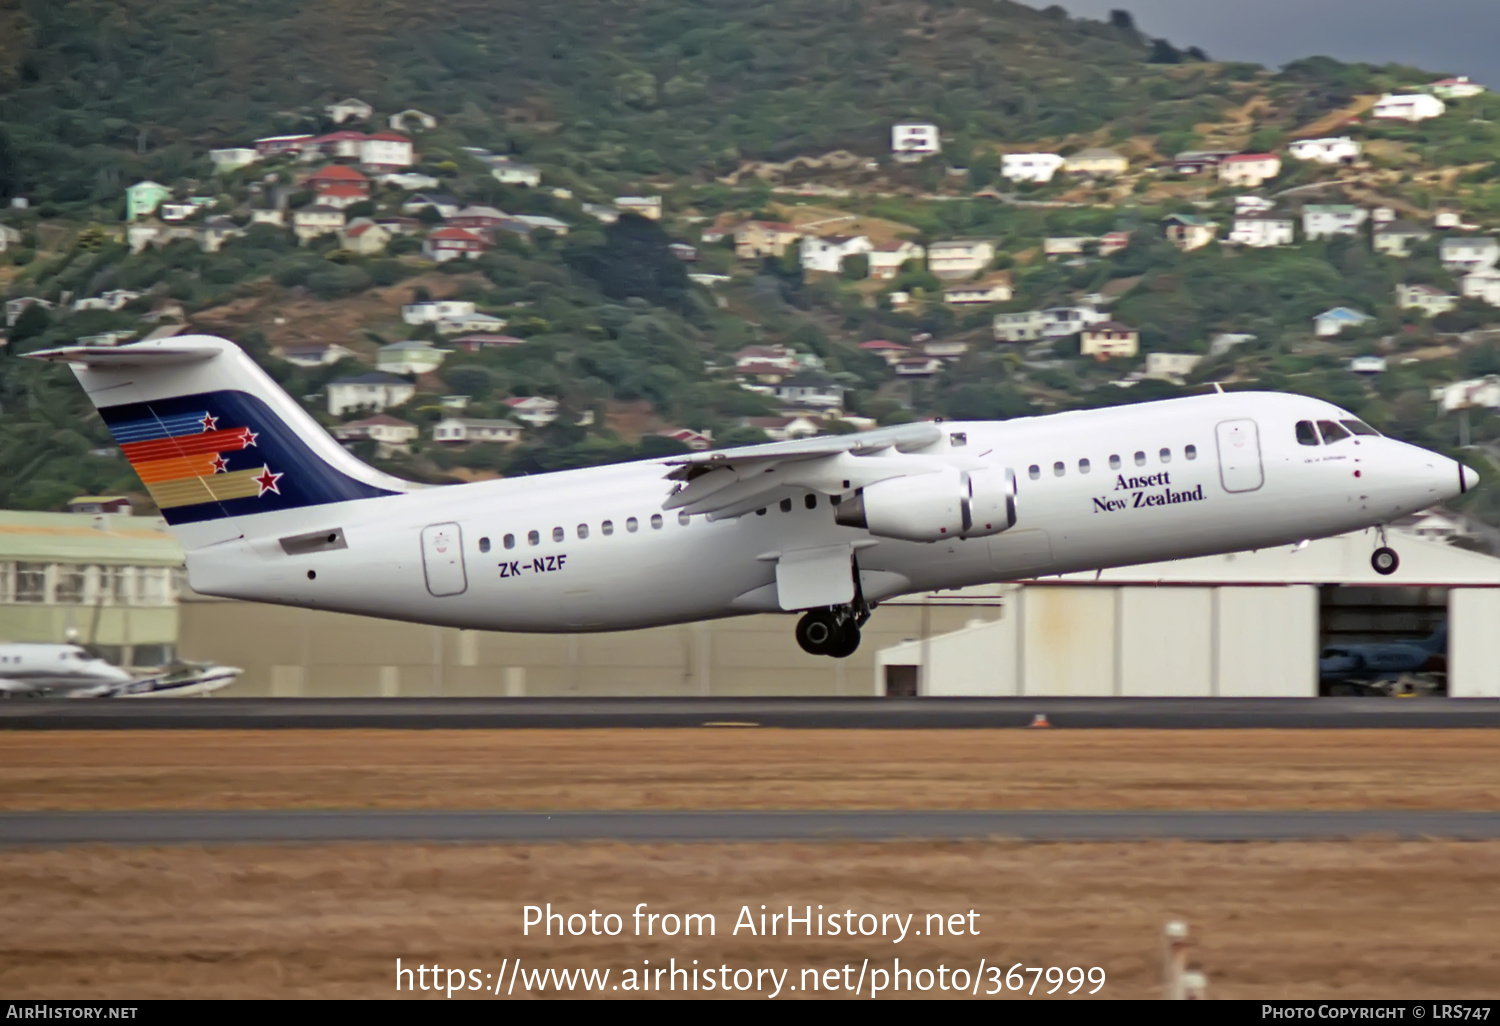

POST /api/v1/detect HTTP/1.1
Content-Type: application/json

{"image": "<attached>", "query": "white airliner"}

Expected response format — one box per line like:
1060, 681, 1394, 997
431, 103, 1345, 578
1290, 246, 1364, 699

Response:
30, 336, 1477, 657
0, 641, 240, 698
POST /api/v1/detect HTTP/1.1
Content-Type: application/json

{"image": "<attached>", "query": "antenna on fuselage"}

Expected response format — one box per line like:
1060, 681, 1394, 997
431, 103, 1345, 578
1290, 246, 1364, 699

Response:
1212, 382, 1224, 394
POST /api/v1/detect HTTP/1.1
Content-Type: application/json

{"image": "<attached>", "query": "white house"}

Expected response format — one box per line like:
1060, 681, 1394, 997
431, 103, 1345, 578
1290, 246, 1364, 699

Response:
1235, 195, 1276, 216
993, 311, 1047, 343
0, 224, 21, 252
71, 289, 141, 313
5, 297, 53, 327
1228, 216, 1295, 248
583, 203, 620, 224
292, 205, 346, 242
209, 148, 259, 172
436, 312, 509, 336
1373, 221, 1433, 257
325, 97, 374, 123
503, 396, 561, 427
377, 172, 440, 191
1430, 77, 1486, 100
1314, 307, 1373, 337
1079, 321, 1140, 358
866, 240, 924, 280
339, 219, 390, 255
401, 193, 462, 218
1287, 137, 1362, 165
927, 239, 996, 280
1000, 153, 1066, 184
1440, 236, 1500, 273
326, 373, 416, 416
614, 196, 662, 220
1302, 205, 1368, 240
893, 357, 945, 378
799, 234, 873, 274
1163, 214, 1219, 251
376, 341, 450, 376
332, 414, 420, 455
891, 122, 940, 160
1372, 93, 1446, 121
272, 343, 358, 368
943, 277, 1013, 305
512, 214, 569, 235
423, 227, 489, 262
1396, 283, 1458, 316
772, 371, 845, 409
403, 300, 476, 325
388, 109, 438, 132
1461, 268, 1500, 306
359, 133, 415, 169
1431, 376, 1500, 412
490, 159, 542, 187
1217, 154, 1282, 188
1043, 306, 1109, 338
432, 418, 523, 444
742, 415, 821, 441
1144, 352, 1203, 381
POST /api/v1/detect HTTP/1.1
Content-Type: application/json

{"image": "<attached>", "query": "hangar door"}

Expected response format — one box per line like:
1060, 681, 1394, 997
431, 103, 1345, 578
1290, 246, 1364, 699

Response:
1216, 419, 1264, 493
420, 522, 468, 597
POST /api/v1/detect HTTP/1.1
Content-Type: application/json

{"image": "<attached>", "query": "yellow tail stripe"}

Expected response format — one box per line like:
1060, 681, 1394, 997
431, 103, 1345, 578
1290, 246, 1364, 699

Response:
145, 468, 267, 509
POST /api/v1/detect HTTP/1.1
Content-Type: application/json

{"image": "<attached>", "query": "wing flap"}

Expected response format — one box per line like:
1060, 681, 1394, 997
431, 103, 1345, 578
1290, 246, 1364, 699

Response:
25, 344, 220, 367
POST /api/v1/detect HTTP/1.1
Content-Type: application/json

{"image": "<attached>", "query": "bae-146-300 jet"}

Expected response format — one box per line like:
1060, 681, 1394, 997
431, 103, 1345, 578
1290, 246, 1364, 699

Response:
29, 336, 1478, 657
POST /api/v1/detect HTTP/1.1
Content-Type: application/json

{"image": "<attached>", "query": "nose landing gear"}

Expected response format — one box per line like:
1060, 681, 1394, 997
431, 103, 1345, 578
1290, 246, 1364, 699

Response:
1371, 526, 1400, 576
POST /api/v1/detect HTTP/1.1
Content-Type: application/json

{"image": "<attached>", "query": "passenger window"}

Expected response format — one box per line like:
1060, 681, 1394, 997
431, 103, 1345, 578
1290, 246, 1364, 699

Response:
602, 520, 614, 536
626, 517, 639, 532
503, 534, 516, 549
1159, 448, 1171, 464
1295, 421, 1320, 446
804, 494, 817, 510
1109, 454, 1121, 470
756, 508, 767, 516
1051, 461, 1064, 477
1078, 458, 1090, 474
650, 513, 663, 529
678, 512, 691, 525
780, 498, 792, 513
1317, 420, 1350, 443
527, 530, 540, 546
1134, 451, 1146, 466
552, 527, 564, 542
1185, 445, 1197, 460
1028, 465, 1040, 480
1341, 419, 1379, 437
949, 432, 967, 447
478, 537, 490, 553
577, 524, 589, 539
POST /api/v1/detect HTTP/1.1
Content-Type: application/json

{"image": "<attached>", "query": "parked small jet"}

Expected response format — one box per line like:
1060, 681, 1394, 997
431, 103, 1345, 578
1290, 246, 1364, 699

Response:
30, 336, 1479, 657
1319, 623, 1447, 695
0, 641, 241, 698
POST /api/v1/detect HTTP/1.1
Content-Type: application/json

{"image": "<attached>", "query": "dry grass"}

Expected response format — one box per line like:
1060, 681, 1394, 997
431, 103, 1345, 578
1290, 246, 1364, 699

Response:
2, 729, 1499, 812
2, 840, 1499, 998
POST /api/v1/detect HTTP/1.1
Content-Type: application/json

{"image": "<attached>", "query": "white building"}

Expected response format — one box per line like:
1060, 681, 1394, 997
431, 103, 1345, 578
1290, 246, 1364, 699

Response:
502, 397, 561, 427
209, 148, 259, 172
325, 97, 374, 123
359, 134, 414, 169
1235, 195, 1276, 215
402, 300, 476, 325
1217, 154, 1281, 188
1303, 205, 1368, 240
993, 311, 1046, 343
799, 234, 873, 274
1228, 216, 1295, 248
292, 205, 346, 242
326, 373, 416, 416
1396, 283, 1458, 316
71, 290, 141, 313
377, 172, 440, 191
332, 414, 420, 455
1431, 376, 1500, 412
943, 278, 1013, 305
437, 312, 509, 336
272, 343, 358, 368
866, 241, 924, 280
1461, 268, 1500, 306
389, 109, 438, 132
376, 341, 450, 376
432, 417, 523, 444
614, 196, 662, 220
1144, 352, 1203, 381
1043, 306, 1109, 338
891, 122, 940, 161
927, 239, 996, 280
1372, 93, 1447, 122
1430, 76, 1486, 100
491, 160, 542, 187
1314, 307, 1373, 337
1286, 137, 1362, 165
1440, 237, 1500, 273
1000, 152, 1066, 184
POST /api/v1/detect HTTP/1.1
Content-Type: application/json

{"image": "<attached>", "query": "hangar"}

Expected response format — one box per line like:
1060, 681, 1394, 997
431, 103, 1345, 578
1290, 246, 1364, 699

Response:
875, 530, 1500, 699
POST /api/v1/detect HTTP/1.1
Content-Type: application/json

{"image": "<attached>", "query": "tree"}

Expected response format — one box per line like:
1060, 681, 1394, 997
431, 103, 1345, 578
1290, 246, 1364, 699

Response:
564, 213, 691, 309
1148, 39, 1182, 64
0, 123, 18, 202
840, 253, 869, 280
9, 302, 50, 344
1108, 10, 1136, 34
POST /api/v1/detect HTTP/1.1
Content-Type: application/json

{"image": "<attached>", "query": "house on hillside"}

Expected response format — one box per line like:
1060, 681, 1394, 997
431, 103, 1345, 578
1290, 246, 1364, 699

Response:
513, 214, 569, 236
1374, 221, 1433, 257
943, 276, 1013, 305
5, 297, 52, 327
743, 415, 821, 441
326, 97, 374, 123
72, 290, 141, 312
1314, 307, 1373, 337
125, 181, 171, 221
1287, 137, 1361, 164
198, 216, 243, 253
339, 219, 390, 255
1372, 93, 1446, 121
389, 109, 438, 132
307, 164, 371, 195
432, 418, 524, 444
293, 205, 346, 242
1396, 283, 1458, 316
856, 340, 910, 366
583, 203, 620, 224
993, 311, 1047, 343
1303, 205, 1368, 240
401, 193, 462, 218
1144, 352, 1202, 381
1218, 154, 1282, 188
1431, 376, 1500, 412
773, 371, 845, 408
1000, 153, 1065, 184
733, 345, 800, 372
209, 148, 259, 172
1063, 148, 1128, 177
1461, 268, 1500, 306
867, 240, 924, 280
307, 130, 369, 161
503, 396, 561, 427
272, 343, 357, 368
332, 414, 419, 456
1430, 76, 1486, 100
437, 313, 508, 336
927, 239, 996, 280
1440, 236, 1500, 273
734, 221, 803, 260
1042, 306, 1108, 338
1079, 321, 1139, 358
1228, 214, 1295, 248
894, 356, 945, 378
800, 234, 872, 274
376, 341, 450, 376
450, 334, 526, 353
359, 133, 415, 170
326, 373, 416, 416
448, 206, 508, 231
1235, 195, 1276, 216
423, 227, 489, 262
403, 300, 476, 324
615, 196, 662, 220
315, 183, 370, 210
891, 122, 940, 161
1172, 150, 1236, 175
1163, 214, 1218, 251
658, 428, 714, 452
0, 224, 22, 253
254, 134, 314, 157
489, 158, 542, 187
377, 172, 440, 191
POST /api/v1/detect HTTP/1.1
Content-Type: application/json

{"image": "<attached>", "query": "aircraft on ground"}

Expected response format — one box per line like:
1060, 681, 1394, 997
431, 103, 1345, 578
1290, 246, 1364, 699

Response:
1319, 623, 1448, 696
0, 641, 241, 698
29, 336, 1478, 657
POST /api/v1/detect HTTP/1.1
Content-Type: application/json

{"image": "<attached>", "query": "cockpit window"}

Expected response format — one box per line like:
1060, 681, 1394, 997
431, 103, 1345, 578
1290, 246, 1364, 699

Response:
1295, 420, 1320, 446
1317, 420, 1351, 443
1341, 419, 1379, 437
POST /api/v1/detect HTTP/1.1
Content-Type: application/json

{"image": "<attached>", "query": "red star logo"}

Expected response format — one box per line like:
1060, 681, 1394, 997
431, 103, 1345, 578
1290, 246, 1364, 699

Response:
254, 466, 283, 497
241, 428, 259, 448
200, 413, 218, 432
210, 454, 229, 474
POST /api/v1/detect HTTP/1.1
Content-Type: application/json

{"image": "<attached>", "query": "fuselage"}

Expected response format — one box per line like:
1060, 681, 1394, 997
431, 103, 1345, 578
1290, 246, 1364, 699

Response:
0, 643, 134, 695
183, 391, 1471, 633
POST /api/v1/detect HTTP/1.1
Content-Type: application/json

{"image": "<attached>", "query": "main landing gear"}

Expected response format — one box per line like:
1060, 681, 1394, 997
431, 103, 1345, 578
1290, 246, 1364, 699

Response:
794, 561, 872, 658
1371, 525, 1400, 576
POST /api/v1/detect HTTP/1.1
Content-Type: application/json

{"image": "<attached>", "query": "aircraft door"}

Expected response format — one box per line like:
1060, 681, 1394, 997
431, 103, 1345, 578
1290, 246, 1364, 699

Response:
1215, 418, 1264, 493
420, 522, 468, 597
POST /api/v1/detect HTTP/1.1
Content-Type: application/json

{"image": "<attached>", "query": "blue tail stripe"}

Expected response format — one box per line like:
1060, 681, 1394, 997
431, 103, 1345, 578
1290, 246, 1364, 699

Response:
107, 412, 212, 443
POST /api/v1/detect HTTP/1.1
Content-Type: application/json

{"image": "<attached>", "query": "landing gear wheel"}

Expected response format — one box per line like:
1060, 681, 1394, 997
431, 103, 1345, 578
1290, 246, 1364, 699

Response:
1371, 546, 1400, 576
826, 624, 861, 659
795, 609, 839, 656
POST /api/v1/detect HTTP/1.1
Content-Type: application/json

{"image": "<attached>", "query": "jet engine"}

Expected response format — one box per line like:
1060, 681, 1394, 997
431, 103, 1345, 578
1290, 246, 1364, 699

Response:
834, 466, 1015, 542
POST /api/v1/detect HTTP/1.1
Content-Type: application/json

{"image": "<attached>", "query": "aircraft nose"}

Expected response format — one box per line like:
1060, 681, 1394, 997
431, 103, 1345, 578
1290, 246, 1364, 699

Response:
1461, 463, 1480, 494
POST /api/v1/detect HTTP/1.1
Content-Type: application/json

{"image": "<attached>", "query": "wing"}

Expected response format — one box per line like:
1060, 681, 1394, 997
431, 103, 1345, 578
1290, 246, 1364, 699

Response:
661, 422, 952, 520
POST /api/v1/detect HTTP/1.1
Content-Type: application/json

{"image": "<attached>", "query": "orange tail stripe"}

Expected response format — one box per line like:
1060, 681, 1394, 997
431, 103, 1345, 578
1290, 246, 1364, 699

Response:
121, 428, 252, 463
133, 454, 221, 484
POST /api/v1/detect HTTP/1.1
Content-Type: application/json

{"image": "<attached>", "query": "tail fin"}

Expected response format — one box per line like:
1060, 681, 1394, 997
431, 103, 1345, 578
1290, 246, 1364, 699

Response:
27, 336, 415, 538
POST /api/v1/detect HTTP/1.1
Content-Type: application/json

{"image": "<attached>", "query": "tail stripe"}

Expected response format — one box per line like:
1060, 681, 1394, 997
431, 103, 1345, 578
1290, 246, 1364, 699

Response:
106, 411, 216, 443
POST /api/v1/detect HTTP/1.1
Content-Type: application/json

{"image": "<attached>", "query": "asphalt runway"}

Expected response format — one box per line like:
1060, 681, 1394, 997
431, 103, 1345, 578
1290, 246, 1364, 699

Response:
4, 810, 1499, 845
3, 696, 1500, 730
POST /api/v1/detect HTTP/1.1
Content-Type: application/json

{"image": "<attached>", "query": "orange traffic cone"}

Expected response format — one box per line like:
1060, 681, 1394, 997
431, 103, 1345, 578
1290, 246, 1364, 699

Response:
1029, 713, 1051, 728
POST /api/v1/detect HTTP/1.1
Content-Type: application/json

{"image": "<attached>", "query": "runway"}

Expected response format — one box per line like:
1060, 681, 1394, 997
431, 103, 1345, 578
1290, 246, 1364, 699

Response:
4, 809, 1499, 845
4, 696, 1500, 730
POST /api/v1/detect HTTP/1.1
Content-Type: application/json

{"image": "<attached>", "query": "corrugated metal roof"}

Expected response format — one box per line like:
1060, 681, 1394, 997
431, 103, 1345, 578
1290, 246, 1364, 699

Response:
0, 512, 183, 566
